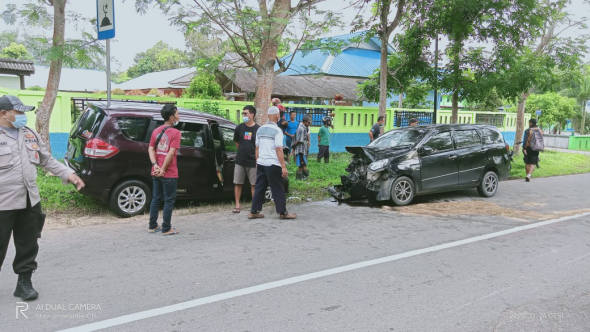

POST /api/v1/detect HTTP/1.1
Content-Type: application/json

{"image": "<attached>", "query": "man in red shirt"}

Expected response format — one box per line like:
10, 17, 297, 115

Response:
148, 104, 181, 235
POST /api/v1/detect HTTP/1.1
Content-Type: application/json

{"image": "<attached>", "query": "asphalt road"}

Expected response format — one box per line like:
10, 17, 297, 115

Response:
1, 173, 590, 332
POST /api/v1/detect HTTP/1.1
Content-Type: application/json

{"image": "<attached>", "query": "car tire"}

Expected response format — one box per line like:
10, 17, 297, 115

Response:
478, 171, 499, 198
390, 176, 415, 206
109, 180, 151, 218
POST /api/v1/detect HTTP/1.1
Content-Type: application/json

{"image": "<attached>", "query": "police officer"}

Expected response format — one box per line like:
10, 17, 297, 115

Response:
0, 95, 85, 301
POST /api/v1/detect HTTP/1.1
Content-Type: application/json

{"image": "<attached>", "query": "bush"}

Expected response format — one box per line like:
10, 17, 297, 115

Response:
197, 101, 227, 119
147, 88, 162, 97
184, 72, 223, 99
112, 88, 126, 95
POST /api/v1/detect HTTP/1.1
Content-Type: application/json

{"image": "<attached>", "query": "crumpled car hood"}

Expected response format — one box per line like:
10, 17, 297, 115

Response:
345, 146, 412, 163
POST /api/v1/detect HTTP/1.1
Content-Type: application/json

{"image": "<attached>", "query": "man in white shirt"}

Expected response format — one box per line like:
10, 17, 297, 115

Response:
249, 106, 296, 220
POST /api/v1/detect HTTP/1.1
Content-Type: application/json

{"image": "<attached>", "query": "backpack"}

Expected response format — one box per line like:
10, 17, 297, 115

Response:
527, 128, 544, 152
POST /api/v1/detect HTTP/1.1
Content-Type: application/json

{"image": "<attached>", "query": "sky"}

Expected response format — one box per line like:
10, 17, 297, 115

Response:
1, 0, 589, 72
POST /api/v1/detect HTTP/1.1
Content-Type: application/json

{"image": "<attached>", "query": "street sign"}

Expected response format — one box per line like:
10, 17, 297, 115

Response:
535, 110, 542, 116
585, 100, 590, 114
96, 0, 115, 40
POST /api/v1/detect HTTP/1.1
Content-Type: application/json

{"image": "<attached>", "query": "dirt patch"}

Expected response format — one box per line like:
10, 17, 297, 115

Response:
384, 201, 590, 222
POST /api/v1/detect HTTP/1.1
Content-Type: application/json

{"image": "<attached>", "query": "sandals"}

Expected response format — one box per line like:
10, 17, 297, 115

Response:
162, 228, 179, 236
148, 226, 161, 233
232, 207, 241, 214
248, 213, 265, 219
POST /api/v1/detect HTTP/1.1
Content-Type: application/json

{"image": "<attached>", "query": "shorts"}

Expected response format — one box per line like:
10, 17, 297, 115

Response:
317, 145, 330, 161
233, 164, 257, 185
523, 148, 539, 165
296, 154, 307, 167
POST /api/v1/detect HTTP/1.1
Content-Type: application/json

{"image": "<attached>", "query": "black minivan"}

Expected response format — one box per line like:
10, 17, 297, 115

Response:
329, 124, 512, 205
65, 99, 241, 217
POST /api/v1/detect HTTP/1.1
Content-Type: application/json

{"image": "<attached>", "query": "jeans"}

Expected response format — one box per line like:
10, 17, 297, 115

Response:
149, 177, 177, 232
285, 136, 293, 154
251, 165, 287, 215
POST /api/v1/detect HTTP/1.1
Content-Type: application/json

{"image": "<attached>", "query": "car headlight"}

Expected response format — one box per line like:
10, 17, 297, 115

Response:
368, 159, 389, 172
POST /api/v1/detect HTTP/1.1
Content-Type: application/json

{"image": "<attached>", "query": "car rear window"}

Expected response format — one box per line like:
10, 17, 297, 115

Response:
71, 106, 104, 139
454, 130, 481, 148
481, 128, 504, 145
116, 117, 150, 142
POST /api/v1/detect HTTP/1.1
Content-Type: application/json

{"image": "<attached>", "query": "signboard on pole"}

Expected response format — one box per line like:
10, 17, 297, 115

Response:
585, 100, 590, 114
96, 0, 115, 40
535, 109, 542, 116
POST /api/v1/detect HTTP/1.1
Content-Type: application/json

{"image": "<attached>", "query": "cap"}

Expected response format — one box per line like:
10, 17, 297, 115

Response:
0, 95, 35, 112
267, 106, 280, 115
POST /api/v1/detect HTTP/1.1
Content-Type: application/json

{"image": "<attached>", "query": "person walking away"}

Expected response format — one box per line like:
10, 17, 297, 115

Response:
249, 106, 296, 220
284, 110, 299, 159
148, 104, 181, 235
522, 118, 544, 182
409, 118, 419, 127
0, 95, 85, 301
369, 116, 385, 142
317, 117, 331, 163
293, 116, 311, 179
232, 105, 260, 213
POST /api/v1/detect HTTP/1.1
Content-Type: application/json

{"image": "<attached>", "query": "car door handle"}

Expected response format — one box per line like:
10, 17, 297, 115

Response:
448, 155, 457, 160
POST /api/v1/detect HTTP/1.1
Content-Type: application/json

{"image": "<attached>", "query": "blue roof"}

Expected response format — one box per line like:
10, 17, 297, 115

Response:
281, 48, 380, 78
280, 31, 391, 78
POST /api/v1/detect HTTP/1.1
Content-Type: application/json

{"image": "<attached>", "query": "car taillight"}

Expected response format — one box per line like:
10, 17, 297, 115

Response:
505, 144, 510, 152
84, 138, 119, 159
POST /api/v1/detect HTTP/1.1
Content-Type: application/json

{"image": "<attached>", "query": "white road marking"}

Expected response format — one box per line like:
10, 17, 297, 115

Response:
58, 212, 590, 332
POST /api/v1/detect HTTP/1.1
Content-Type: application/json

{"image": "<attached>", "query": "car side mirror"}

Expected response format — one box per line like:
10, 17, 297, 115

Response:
419, 146, 434, 156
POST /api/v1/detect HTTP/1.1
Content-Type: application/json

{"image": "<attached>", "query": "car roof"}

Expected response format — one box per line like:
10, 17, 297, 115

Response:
88, 100, 235, 127
410, 124, 500, 131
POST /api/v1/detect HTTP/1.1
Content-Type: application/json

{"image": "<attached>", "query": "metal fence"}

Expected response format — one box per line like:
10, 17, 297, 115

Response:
283, 106, 332, 127
394, 110, 433, 127
475, 113, 505, 127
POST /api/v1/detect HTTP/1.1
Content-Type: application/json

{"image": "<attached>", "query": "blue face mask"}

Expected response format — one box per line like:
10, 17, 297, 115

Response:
11, 114, 27, 129
243, 116, 250, 123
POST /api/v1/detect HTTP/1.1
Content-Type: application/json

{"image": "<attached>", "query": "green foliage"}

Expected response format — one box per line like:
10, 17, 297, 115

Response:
196, 100, 226, 119
183, 72, 223, 100
526, 92, 578, 130
112, 71, 131, 84
112, 88, 126, 95
26, 85, 44, 91
127, 41, 190, 78
0, 42, 32, 60
1, 5, 105, 70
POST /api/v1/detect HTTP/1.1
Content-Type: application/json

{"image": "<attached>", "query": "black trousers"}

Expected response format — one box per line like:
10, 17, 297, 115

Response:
0, 199, 43, 274
251, 165, 287, 215
317, 145, 330, 163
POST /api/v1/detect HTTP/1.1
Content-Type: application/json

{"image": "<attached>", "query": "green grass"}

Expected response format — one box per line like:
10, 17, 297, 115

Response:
37, 170, 103, 215
509, 150, 590, 179
286, 153, 351, 200
36, 150, 590, 216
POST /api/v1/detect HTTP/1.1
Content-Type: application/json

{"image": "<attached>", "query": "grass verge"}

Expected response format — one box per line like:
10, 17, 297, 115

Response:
38, 150, 590, 216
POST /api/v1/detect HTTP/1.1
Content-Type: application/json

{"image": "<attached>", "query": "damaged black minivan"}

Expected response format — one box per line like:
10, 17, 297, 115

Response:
329, 124, 512, 205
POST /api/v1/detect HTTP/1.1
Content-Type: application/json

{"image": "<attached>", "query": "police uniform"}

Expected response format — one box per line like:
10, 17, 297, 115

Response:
0, 95, 75, 301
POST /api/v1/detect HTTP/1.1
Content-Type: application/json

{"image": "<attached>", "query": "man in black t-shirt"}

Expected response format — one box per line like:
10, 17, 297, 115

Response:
369, 115, 385, 142
232, 105, 260, 213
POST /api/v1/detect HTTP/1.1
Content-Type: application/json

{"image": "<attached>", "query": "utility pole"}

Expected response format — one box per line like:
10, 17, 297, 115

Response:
433, 34, 439, 124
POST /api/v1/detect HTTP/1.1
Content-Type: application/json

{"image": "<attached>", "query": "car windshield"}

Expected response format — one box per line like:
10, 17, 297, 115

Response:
369, 129, 426, 149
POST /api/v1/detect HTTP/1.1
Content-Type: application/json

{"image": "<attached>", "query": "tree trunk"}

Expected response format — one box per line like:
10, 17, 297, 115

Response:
398, 93, 403, 108
253, 67, 275, 125
581, 100, 586, 135
378, 36, 389, 119
37, 0, 66, 151
451, 91, 459, 123
513, 91, 531, 154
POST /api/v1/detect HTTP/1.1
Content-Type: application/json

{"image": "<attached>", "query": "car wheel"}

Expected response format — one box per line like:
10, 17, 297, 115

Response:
391, 176, 415, 206
109, 180, 151, 218
478, 171, 499, 198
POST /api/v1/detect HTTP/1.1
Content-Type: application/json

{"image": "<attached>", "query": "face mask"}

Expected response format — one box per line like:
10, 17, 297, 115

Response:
243, 116, 250, 123
11, 114, 27, 129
